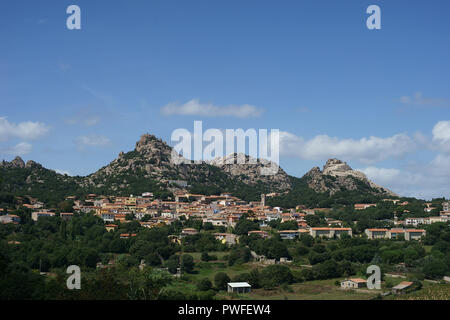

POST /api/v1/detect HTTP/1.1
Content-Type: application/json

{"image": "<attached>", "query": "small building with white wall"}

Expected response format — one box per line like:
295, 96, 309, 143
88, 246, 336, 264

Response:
227, 282, 251, 294
341, 278, 367, 289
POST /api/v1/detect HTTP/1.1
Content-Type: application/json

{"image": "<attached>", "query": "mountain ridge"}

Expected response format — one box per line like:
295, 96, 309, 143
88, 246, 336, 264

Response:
0, 133, 397, 205
304, 158, 397, 197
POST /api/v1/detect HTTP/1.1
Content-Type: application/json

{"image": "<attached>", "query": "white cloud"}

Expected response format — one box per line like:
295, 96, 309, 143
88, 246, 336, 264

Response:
430, 154, 450, 176
66, 111, 100, 127
427, 121, 450, 154
0, 117, 49, 141
400, 92, 450, 107
274, 121, 450, 198
54, 169, 72, 176
75, 135, 111, 148
360, 154, 450, 200
432, 121, 450, 151
1, 142, 32, 156
360, 167, 408, 186
161, 99, 264, 118
277, 131, 416, 164
432, 121, 450, 142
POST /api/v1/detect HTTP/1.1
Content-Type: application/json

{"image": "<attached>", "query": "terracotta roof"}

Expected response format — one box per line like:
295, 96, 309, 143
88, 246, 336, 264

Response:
312, 227, 351, 231
349, 278, 367, 283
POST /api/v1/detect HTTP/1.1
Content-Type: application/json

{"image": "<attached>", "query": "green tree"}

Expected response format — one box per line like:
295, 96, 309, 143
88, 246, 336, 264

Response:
234, 218, 260, 235
422, 257, 448, 279
197, 278, 212, 291
128, 268, 173, 300
214, 272, 230, 290
181, 254, 194, 273
259, 265, 293, 289
165, 255, 179, 274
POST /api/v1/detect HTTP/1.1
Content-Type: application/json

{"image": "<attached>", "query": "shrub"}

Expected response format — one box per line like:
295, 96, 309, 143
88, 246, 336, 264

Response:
214, 272, 230, 290
197, 278, 213, 291
260, 265, 293, 289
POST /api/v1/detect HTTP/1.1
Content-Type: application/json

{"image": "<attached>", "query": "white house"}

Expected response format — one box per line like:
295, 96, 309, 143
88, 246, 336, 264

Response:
341, 278, 367, 289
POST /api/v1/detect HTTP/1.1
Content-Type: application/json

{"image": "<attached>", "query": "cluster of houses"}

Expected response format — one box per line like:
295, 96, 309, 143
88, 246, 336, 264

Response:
365, 228, 426, 241
275, 227, 353, 240
1, 192, 448, 245
392, 202, 450, 227
68, 192, 321, 231
404, 216, 449, 226
340, 278, 415, 294
0, 214, 21, 224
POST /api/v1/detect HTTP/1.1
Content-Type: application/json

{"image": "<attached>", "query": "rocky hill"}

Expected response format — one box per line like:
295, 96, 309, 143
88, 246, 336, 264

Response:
0, 134, 397, 206
0, 156, 85, 205
304, 159, 397, 196
266, 159, 397, 208
208, 153, 291, 191
0, 134, 291, 204
82, 134, 291, 196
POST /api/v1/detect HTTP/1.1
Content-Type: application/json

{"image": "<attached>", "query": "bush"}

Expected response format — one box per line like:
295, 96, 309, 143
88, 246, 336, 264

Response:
422, 257, 448, 279
158, 289, 187, 300
296, 245, 309, 256
197, 278, 213, 292
201, 252, 218, 262
164, 255, 179, 274
228, 247, 251, 266
385, 279, 394, 289
197, 290, 216, 300
214, 272, 230, 290
298, 268, 315, 281
181, 254, 195, 273
313, 260, 342, 280
260, 265, 293, 289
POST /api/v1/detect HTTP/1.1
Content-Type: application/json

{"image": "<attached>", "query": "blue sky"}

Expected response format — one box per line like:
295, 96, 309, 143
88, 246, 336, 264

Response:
1, 0, 450, 199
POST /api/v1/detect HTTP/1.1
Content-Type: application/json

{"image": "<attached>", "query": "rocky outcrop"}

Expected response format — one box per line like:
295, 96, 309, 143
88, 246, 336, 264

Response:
83, 134, 291, 194
1, 156, 26, 168
208, 153, 292, 191
304, 158, 397, 196
0, 136, 396, 201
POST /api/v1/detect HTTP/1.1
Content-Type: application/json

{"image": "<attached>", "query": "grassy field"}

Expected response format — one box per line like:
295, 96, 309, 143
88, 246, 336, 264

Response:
165, 253, 256, 295
385, 282, 450, 300
219, 278, 381, 300
188, 251, 229, 262
189, 261, 257, 282
165, 254, 450, 300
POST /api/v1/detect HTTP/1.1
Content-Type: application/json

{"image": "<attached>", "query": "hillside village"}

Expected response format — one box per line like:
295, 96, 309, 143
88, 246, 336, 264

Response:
5, 191, 450, 242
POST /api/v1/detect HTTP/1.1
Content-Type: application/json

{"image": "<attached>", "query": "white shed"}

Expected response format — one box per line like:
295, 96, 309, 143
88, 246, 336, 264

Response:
227, 282, 252, 294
